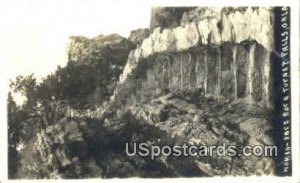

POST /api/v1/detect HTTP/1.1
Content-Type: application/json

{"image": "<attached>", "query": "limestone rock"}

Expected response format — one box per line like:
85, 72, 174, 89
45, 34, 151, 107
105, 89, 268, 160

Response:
128, 28, 150, 45
118, 7, 273, 86
150, 7, 197, 30
239, 117, 272, 136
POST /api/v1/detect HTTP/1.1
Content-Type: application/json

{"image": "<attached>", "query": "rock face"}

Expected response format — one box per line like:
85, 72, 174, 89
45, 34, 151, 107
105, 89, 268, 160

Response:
150, 7, 273, 50
34, 118, 103, 178
117, 7, 274, 109
150, 7, 197, 31
67, 33, 135, 65
117, 41, 273, 109
128, 28, 150, 45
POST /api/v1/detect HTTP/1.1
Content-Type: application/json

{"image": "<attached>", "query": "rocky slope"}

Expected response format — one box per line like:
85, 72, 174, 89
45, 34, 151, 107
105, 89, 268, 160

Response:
24, 89, 274, 178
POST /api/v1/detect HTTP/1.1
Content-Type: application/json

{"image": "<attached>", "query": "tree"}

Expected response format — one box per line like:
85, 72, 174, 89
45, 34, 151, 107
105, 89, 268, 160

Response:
7, 92, 22, 178
10, 74, 37, 108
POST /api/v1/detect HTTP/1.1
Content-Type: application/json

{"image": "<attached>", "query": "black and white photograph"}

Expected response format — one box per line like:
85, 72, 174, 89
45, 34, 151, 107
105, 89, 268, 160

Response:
0, 0, 299, 182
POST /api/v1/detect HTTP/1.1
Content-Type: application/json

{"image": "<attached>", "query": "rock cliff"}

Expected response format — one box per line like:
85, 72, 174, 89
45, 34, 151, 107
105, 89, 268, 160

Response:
117, 7, 274, 109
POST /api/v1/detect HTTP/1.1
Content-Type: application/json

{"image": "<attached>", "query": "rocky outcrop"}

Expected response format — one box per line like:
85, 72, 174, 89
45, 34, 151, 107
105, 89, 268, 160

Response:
150, 7, 197, 31
67, 33, 135, 65
33, 117, 103, 178
117, 7, 274, 109
139, 7, 273, 56
128, 28, 150, 45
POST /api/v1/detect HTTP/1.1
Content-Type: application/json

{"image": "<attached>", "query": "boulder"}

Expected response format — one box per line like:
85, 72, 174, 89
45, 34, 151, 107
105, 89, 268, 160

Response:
65, 121, 79, 133
239, 118, 272, 138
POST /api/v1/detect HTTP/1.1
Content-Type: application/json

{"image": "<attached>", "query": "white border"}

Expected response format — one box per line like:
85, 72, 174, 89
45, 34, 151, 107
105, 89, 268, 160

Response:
0, 0, 299, 183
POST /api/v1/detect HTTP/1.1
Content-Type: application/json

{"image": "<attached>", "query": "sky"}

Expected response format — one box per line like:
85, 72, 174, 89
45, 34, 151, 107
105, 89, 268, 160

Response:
0, 0, 151, 80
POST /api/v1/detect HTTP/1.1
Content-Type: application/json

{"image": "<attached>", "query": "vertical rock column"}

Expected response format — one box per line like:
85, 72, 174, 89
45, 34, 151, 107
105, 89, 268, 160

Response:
248, 42, 263, 102
219, 43, 235, 99
262, 51, 273, 108
195, 49, 207, 90
232, 45, 238, 99
188, 52, 197, 89
146, 61, 155, 97
255, 44, 272, 108
161, 55, 170, 90
216, 47, 221, 98
235, 43, 250, 98
169, 54, 182, 89
153, 56, 165, 93
206, 47, 219, 95
180, 52, 191, 89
